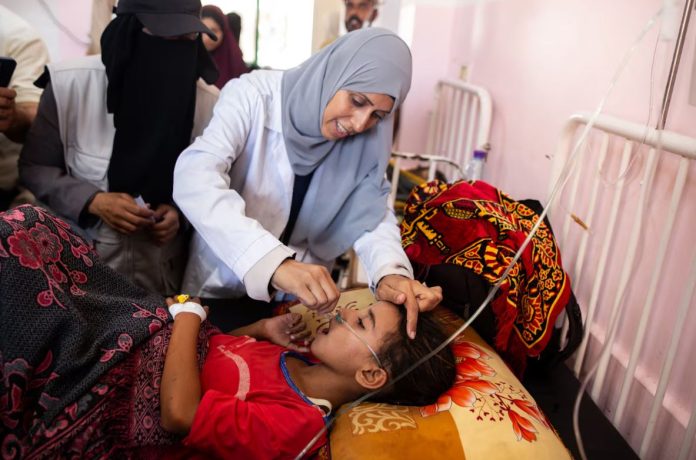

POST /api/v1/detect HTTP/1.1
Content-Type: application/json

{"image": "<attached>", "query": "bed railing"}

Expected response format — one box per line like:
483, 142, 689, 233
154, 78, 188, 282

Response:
387, 152, 460, 209
425, 79, 492, 166
387, 80, 493, 209
548, 112, 696, 459
424, 79, 492, 180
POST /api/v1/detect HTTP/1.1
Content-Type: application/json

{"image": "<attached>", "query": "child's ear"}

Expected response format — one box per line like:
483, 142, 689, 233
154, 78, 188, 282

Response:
355, 364, 388, 390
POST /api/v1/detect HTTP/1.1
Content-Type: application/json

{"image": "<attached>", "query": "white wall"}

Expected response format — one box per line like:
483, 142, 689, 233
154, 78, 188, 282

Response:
0, 0, 91, 61
312, 0, 341, 52
203, 0, 259, 64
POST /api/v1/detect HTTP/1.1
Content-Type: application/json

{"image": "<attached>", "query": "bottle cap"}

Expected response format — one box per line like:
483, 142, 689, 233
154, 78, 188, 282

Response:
473, 150, 487, 160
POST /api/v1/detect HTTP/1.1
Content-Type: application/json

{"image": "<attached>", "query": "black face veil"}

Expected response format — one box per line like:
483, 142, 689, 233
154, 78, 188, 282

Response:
100, 15, 218, 206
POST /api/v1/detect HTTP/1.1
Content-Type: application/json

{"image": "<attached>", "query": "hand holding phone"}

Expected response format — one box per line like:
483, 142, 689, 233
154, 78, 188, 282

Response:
0, 57, 17, 88
0, 58, 17, 133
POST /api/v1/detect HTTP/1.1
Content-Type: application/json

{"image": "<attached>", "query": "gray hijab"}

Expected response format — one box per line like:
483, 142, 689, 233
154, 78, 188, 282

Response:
281, 28, 412, 261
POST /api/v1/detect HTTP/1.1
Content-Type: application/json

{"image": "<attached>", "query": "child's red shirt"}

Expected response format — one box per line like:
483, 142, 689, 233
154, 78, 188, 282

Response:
182, 334, 329, 459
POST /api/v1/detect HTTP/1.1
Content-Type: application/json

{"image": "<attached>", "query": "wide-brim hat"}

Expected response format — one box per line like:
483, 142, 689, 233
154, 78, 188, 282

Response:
116, 0, 217, 40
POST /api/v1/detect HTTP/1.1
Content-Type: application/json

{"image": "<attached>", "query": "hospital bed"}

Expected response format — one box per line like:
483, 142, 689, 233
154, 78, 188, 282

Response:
330, 74, 696, 456
388, 78, 493, 206
545, 112, 696, 459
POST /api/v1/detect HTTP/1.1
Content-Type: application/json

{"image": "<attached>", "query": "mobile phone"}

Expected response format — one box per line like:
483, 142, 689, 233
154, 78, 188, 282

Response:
0, 57, 17, 88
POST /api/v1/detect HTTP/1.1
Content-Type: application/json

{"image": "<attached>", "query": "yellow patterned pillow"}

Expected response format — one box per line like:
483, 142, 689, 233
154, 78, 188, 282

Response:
288, 288, 572, 460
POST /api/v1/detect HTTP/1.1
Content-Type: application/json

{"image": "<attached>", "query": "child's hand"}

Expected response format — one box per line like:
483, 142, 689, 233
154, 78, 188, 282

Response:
262, 313, 312, 352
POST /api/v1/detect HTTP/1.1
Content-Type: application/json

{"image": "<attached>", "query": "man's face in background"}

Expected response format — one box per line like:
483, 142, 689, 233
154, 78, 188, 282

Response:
344, 0, 378, 32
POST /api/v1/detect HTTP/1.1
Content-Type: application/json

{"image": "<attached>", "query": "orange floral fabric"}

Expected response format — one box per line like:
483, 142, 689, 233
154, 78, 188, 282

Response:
421, 310, 553, 444
288, 289, 572, 459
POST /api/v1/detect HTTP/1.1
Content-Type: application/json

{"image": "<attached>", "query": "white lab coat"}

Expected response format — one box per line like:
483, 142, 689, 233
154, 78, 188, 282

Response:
173, 70, 412, 300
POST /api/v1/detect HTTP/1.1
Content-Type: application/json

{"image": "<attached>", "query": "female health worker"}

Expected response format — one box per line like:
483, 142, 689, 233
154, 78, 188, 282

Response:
173, 28, 441, 338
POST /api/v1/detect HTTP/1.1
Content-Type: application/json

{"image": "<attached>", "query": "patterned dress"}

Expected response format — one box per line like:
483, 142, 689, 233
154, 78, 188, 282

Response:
0, 205, 329, 459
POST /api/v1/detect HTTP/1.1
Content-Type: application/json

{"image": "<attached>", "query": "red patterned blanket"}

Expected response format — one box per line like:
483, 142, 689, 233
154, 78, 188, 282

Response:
401, 181, 571, 375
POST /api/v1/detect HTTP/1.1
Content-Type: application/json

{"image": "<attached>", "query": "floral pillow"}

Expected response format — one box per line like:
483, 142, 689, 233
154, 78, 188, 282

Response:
286, 289, 572, 460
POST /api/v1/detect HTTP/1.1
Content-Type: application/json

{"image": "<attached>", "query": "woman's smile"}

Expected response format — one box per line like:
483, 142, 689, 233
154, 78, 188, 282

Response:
335, 120, 351, 138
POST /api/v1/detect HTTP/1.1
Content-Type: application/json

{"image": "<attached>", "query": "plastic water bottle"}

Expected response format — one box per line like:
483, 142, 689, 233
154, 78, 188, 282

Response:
464, 149, 487, 181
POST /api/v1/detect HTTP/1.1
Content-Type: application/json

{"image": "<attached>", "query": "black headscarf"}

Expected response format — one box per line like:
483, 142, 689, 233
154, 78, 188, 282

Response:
100, 15, 218, 206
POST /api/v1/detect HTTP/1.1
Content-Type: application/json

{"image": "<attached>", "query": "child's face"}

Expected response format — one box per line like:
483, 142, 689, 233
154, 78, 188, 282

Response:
311, 301, 400, 377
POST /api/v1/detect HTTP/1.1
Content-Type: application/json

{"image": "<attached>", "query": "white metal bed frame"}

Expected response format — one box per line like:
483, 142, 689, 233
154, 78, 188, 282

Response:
425, 79, 493, 173
345, 79, 493, 288
388, 79, 493, 208
548, 112, 696, 459
356, 81, 695, 459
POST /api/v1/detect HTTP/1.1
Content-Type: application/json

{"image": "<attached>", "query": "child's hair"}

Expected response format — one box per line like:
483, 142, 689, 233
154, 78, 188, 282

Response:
369, 308, 456, 406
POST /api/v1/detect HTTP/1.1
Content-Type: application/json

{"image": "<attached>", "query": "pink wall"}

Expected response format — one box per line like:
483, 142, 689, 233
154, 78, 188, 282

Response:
399, 5, 458, 151
400, 0, 696, 200
399, 4, 476, 152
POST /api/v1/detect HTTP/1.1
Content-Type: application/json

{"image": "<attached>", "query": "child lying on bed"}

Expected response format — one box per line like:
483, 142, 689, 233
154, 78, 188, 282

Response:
0, 205, 455, 459
162, 296, 455, 458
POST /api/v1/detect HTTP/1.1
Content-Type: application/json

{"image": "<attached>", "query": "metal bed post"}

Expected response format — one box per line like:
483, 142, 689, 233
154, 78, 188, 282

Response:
443, 85, 457, 159
640, 255, 696, 457
568, 134, 609, 290
590, 146, 659, 400
612, 155, 690, 426
424, 79, 492, 177
572, 141, 632, 376
678, 393, 696, 460
656, 0, 694, 130
552, 110, 696, 458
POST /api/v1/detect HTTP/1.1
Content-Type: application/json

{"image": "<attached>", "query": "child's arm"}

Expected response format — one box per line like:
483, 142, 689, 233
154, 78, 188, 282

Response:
161, 303, 313, 434
160, 298, 205, 434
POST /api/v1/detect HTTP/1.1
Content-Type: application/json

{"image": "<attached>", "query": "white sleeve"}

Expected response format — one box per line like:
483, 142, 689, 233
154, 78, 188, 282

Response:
242, 245, 294, 301
173, 78, 292, 298
4, 18, 49, 104
353, 209, 414, 291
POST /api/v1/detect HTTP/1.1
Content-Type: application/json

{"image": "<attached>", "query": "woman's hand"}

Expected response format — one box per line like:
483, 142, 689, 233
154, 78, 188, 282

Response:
270, 259, 340, 314
150, 204, 180, 246
376, 275, 443, 339
261, 313, 312, 352
87, 192, 155, 234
